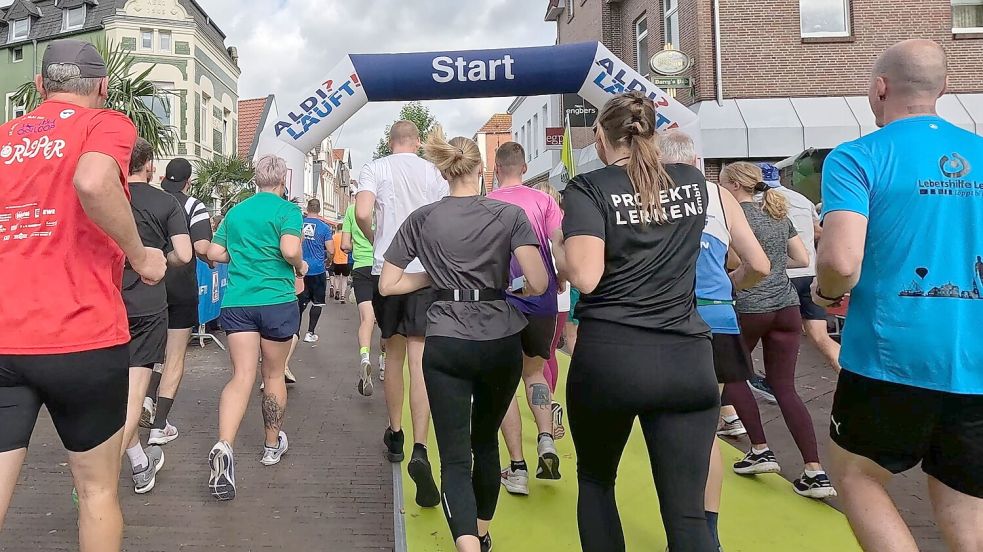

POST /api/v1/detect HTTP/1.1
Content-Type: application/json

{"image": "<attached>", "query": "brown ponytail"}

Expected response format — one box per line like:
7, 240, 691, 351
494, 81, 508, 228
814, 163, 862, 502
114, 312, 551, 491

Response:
596, 91, 675, 224
720, 161, 789, 220
423, 125, 483, 180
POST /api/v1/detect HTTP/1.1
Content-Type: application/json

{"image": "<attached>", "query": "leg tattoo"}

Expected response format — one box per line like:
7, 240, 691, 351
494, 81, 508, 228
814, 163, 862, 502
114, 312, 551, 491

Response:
262, 393, 285, 431
530, 383, 551, 409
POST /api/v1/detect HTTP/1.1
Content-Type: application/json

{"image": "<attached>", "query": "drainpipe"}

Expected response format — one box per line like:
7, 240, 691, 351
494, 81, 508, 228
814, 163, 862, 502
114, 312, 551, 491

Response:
32, 39, 38, 77
713, 0, 723, 106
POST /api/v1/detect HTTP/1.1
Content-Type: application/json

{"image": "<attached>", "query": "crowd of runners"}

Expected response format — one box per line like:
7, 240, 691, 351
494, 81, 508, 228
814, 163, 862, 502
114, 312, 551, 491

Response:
0, 37, 980, 552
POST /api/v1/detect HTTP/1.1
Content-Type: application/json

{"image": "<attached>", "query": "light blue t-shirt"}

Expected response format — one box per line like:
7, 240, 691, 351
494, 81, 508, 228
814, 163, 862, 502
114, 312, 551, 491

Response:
822, 115, 983, 394
302, 217, 333, 276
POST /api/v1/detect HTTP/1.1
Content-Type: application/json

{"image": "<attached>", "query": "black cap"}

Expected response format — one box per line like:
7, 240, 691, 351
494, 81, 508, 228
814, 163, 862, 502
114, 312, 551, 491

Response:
42, 40, 107, 81
162, 158, 193, 192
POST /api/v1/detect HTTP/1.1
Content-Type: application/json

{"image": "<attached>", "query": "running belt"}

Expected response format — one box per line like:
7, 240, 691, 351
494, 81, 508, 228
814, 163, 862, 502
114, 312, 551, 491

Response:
435, 289, 505, 302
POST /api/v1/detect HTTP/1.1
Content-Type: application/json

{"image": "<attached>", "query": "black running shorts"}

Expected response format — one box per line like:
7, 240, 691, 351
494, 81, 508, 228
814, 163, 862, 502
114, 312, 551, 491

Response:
520, 314, 557, 360
791, 276, 828, 322
299, 273, 328, 306
352, 267, 374, 305
333, 263, 352, 277
710, 332, 753, 384
0, 345, 129, 453
167, 302, 199, 330
830, 369, 983, 499
220, 302, 301, 342
128, 312, 168, 368
372, 275, 435, 339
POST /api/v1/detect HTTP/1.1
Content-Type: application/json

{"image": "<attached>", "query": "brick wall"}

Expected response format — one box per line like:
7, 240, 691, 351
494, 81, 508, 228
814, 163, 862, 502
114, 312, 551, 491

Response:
558, 0, 603, 46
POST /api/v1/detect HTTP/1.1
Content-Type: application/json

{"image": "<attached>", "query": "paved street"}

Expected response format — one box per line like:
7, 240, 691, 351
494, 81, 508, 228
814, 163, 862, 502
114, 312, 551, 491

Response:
2, 303, 942, 551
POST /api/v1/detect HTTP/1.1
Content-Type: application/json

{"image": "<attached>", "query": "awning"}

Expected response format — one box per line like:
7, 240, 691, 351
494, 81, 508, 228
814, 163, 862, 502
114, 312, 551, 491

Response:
691, 94, 983, 159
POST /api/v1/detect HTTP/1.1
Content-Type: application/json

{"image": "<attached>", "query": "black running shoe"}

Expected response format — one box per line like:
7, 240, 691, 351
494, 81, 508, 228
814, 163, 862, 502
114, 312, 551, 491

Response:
733, 449, 781, 475
793, 471, 838, 499
407, 447, 440, 508
748, 374, 777, 404
384, 427, 404, 463
479, 532, 493, 552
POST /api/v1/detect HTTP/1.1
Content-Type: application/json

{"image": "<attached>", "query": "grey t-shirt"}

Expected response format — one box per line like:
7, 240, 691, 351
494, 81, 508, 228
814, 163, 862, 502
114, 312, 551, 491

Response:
735, 202, 800, 314
385, 195, 540, 341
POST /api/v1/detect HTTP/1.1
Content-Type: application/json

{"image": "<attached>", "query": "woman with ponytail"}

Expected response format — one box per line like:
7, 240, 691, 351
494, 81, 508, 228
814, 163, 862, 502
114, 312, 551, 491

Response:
378, 127, 547, 552
718, 161, 837, 499
559, 91, 719, 551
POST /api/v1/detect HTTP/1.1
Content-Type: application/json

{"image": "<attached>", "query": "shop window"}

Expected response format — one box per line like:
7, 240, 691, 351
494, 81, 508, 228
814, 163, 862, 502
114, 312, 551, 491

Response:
800, 0, 851, 38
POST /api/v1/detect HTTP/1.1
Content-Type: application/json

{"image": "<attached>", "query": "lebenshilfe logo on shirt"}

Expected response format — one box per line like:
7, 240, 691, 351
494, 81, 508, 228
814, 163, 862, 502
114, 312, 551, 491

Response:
917, 152, 982, 198
940, 153, 971, 178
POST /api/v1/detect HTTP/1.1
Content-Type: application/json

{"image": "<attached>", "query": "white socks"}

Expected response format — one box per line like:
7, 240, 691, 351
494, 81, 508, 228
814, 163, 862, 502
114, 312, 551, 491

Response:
126, 443, 149, 473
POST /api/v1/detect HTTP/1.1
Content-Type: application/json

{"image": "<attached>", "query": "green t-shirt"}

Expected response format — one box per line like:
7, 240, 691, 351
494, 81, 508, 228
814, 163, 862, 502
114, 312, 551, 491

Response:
214, 192, 303, 308
342, 204, 374, 270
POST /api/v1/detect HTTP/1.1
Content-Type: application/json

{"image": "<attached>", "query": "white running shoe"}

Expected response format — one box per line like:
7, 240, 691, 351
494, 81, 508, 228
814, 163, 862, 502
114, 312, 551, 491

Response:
139, 397, 155, 428
717, 417, 748, 437
284, 367, 297, 384
357, 358, 374, 397
261, 431, 289, 466
536, 435, 561, 480
500, 466, 529, 496
133, 445, 164, 494
148, 421, 179, 445
378, 353, 386, 382
303, 332, 319, 343
208, 441, 236, 500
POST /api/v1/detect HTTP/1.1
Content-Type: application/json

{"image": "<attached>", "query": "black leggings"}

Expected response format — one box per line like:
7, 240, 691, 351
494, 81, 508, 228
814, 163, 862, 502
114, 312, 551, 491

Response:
423, 334, 523, 541
568, 320, 720, 552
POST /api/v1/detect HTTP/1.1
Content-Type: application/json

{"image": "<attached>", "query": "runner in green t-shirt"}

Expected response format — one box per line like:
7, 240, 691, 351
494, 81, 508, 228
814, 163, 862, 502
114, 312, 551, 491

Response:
342, 202, 379, 396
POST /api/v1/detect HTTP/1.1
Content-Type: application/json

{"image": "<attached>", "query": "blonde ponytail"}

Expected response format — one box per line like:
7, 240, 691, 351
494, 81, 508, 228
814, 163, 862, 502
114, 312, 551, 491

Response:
760, 188, 789, 220
423, 125, 483, 180
720, 161, 788, 220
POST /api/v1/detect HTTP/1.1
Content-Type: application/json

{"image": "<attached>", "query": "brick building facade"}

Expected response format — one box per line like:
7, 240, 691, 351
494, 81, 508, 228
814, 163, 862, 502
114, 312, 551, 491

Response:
549, 0, 983, 181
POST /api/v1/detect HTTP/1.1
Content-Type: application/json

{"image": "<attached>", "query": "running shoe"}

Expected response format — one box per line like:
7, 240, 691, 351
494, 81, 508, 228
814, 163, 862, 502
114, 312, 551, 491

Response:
407, 448, 441, 508
148, 421, 179, 445
133, 445, 164, 494
357, 358, 374, 397
536, 434, 561, 480
479, 532, 493, 552
733, 449, 782, 475
793, 471, 838, 499
748, 374, 778, 404
717, 417, 748, 437
139, 396, 156, 428
378, 353, 386, 382
261, 431, 289, 466
284, 367, 297, 384
208, 441, 236, 501
384, 427, 404, 462
303, 332, 319, 343
500, 466, 530, 496
551, 401, 566, 440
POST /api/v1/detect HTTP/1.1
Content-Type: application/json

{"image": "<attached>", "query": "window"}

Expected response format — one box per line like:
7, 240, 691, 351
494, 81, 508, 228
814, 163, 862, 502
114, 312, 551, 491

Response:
514, 131, 519, 143
141, 82, 173, 126
526, 120, 533, 161
7, 94, 26, 121
10, 18, 29, 42
159, 31, 171, 52
141, 29, 153, 49
63, 6, 85, 31
13, 104, 25, 118
568, 0, 575, 21
953, 0, 983, 31
635, 15, 649, 75
533, 113, 540, 158
11, 47, 23, 63
223, 111, 230, 152
664, 0, 680, 49
799, 0, 851, 37
200, 94, 210, 144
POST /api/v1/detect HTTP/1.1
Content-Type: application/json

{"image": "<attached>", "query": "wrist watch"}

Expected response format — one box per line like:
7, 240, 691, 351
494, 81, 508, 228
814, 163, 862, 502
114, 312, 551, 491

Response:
815, 287, 844, 302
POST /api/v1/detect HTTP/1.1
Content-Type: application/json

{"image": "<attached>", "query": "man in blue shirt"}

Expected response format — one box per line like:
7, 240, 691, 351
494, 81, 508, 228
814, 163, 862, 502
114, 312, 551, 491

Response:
815, 39, 983, 551
299, 199, 334, 343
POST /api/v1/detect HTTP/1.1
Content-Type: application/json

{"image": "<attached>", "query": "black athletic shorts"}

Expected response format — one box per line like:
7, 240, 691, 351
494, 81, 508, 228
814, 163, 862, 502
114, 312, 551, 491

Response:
520, 314, 557, 360
0, 344, 129, 453
167, 302, 198, 330
128, 312, 168, 368
830, 369, 983, 499
298, 273, 328, 306
372, 275, 435, 339
791, 276, 827, 322
220, 302, 300, 342
352, 267, 374, 304
710, 332, 753, 384
333, 263, 352, 277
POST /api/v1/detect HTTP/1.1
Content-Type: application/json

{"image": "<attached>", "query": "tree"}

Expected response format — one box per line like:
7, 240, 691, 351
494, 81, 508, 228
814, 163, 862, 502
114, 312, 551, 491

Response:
189, 154, 255, 215
373, 101, 439, 159
13, 39, 178, 155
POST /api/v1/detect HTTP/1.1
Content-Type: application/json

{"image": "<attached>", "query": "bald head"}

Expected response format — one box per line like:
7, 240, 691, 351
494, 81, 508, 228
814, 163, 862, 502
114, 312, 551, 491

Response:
389, 120, 421, 152
874, 39, 947, 99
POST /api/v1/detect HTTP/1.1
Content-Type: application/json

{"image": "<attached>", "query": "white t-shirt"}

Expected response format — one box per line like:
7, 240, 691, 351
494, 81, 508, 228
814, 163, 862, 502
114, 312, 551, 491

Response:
772, 186, 818, 279
358, 153, 449, 275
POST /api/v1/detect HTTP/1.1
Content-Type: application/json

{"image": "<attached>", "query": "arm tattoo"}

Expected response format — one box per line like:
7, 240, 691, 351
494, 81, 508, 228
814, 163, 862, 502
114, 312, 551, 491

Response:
530, 383, 551, 409
262, 393, 285, 431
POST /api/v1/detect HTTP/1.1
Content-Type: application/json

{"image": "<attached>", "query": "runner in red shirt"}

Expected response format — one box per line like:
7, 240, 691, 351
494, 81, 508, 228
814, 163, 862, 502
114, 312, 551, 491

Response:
0, 40, 166, 551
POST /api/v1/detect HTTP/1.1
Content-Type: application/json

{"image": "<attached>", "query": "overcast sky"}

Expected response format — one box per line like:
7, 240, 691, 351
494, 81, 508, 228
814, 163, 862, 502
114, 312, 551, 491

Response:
197, 0, 556, 170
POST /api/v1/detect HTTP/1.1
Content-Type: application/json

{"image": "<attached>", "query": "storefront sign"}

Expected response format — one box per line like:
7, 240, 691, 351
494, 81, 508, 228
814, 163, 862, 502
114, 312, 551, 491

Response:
650, 49, 692, 76
650, 76, 692, 89
545, 127, 564, 150
562, 93, 598, 128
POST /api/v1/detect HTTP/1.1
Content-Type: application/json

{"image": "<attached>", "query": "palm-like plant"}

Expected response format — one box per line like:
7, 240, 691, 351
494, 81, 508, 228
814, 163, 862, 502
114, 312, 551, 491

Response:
13, 39, 177, 155
190, 154, 255, 215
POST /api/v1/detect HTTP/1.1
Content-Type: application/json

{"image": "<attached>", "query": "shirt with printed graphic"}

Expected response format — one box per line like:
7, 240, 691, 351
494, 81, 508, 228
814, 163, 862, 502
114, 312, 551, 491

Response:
301, 216, 333, 276
822, 115, 983, 394
0, 101, 137, 354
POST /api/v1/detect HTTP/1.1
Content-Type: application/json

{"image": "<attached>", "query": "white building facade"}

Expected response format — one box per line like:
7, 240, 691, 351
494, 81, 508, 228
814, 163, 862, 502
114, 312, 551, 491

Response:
508, 95, 561, 186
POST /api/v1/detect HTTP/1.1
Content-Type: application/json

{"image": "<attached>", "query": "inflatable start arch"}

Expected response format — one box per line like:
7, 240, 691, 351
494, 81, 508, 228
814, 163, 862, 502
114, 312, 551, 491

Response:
254, 41, 700, 198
